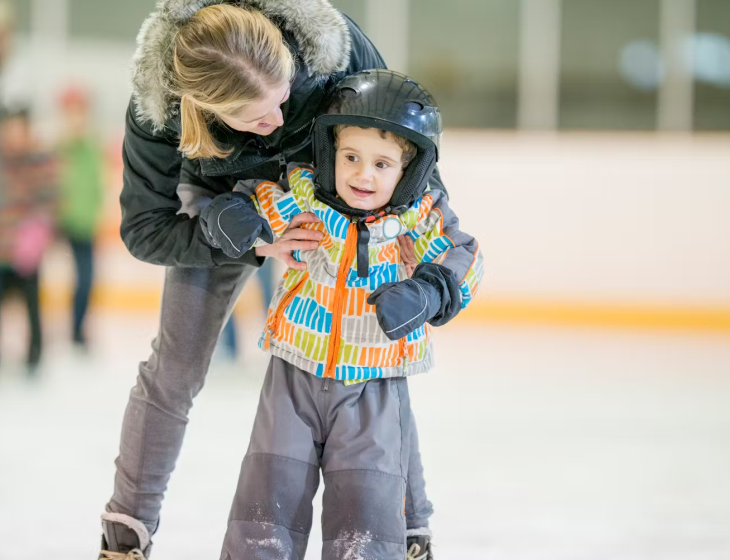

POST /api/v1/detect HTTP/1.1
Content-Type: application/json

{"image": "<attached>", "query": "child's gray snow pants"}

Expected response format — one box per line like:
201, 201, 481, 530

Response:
220, 356, 412, 560
107, 267, 432, 543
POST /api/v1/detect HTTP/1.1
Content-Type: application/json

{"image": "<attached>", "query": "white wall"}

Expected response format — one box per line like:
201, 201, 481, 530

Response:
39, 131, 730, 314
7, 32, 726, 311
439, 131, 730, 307
1, 37, 135, 140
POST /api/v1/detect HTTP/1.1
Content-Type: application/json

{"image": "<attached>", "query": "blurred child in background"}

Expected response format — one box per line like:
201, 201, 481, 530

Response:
0, 2, 11, 72
57, 86, 104, 349
216, 260, 276, 363
0, 107, 57, 375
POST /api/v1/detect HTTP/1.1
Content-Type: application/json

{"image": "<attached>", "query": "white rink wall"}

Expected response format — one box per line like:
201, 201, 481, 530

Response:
437, 131, 730, 309
39, 131, 730, 318
1, 39, 135, 139
5, 39, 728, 313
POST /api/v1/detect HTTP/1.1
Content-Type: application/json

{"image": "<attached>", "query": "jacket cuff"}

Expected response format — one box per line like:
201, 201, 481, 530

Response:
412, 262, 462, 326
211, 247, 265, 268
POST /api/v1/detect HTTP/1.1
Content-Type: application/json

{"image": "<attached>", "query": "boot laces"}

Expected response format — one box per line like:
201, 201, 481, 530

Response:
99, 550, 146, 560
407, 542, 430, 560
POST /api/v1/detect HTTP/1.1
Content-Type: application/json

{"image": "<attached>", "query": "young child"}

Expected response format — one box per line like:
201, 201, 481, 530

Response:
204, 70, 483, 560
57, 86, 105, 349
0, 107, 57, 374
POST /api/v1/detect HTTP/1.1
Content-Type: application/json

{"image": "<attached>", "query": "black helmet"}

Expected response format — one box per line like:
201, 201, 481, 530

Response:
312, 69, 442, 217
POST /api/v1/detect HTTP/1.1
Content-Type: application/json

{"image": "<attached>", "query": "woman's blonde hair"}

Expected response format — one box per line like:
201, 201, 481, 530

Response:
172, 4, 295, 159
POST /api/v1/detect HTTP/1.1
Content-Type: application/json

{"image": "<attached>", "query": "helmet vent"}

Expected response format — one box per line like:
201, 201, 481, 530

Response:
406, 101, 424, 113
340, 87, 359, 98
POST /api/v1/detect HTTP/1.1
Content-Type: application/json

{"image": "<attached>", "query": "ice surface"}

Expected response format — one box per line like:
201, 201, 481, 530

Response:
1, 315, 729, 559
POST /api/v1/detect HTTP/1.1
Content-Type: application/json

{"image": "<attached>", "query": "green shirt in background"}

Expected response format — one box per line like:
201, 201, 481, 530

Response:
58, 137, 104, 240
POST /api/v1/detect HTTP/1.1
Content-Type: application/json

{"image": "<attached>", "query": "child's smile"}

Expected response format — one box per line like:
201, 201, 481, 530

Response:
349, 184, 375, 198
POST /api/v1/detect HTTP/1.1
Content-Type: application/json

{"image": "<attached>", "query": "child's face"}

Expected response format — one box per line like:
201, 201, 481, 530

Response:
0, 117, 31, 155
334, 127, 405, 212
63, 102, 90, 136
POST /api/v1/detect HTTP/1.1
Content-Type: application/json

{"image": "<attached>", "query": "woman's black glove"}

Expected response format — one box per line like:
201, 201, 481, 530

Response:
199, 192, 274, 259
367, 263, 462, 340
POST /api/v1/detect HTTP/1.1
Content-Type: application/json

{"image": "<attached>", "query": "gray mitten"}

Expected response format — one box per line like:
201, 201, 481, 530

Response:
199, 192, 273, 258
367, 262, 462, 340
367, 278, 441, 341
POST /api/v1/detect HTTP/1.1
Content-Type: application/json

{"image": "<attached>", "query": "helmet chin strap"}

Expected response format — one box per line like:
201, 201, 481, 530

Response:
313, 161, 420, 219
312, 184, 410, 219
312, 184, 412, 280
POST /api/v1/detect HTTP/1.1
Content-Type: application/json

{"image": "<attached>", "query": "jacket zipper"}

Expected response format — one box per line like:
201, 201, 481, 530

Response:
323, 222, 358, 379
288, 118, 314, 138
400, 337, 408, 375
259, 118, 313, 150
264, 272, 309, 349
206, 124, 314, 177
276, 120, 316, 177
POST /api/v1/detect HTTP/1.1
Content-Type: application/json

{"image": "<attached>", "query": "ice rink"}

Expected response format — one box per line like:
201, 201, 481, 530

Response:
2, 0, 729, 557
2, 313, 729, 559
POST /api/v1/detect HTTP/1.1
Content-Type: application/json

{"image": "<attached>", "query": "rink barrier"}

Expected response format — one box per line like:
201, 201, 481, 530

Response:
37, 286, 730, 333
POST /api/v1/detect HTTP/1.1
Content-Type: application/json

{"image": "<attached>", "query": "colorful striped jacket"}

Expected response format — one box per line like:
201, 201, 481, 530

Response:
236, 165, 484, 381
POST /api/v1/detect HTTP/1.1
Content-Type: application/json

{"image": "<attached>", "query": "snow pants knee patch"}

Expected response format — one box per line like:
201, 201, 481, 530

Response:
321, 469, 406, 560
221, 453, 320, 560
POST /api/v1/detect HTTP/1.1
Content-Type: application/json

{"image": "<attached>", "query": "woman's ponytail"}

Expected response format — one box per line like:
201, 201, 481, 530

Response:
178, 95, 231, 160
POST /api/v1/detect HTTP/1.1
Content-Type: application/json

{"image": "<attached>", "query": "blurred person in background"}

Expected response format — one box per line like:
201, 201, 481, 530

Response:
216, 314, 239, 362
0, 107, 57, 375
99, 2, 440, 559
215, 260, 275, 362
0, 2, 11, 72
57, 86, 105, 350
0, 2, 29, 111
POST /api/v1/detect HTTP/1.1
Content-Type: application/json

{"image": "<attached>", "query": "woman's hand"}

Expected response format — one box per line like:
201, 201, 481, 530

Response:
255, 212, 323, 270
398, 234, 418, 278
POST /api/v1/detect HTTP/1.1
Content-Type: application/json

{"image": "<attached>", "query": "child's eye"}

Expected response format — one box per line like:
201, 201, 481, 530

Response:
376, 161, 390, 169
346, 155, 358, 163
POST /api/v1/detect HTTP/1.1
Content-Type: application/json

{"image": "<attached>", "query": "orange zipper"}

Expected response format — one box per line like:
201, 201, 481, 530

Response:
264, 272, 309, 349
324, 222, 358, 378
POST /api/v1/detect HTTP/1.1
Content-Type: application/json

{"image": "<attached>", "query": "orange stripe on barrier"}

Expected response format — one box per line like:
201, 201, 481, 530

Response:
39, 286, 730, 333
457, 298, 730, 332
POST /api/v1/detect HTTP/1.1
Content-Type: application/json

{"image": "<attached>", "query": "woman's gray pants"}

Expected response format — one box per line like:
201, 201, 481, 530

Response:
106, 266, 433, 542
221, 356, 411, 560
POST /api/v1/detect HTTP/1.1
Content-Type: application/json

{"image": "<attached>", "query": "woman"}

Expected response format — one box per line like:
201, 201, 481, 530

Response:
101, 2, 440, 558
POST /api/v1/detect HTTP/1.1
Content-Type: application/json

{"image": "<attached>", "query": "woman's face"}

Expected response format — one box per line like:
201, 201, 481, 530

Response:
217, 82, 291, 136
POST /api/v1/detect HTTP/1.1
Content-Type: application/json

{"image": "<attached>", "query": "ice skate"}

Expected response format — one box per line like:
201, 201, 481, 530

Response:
407, 530, 433, 560
98, 512, 151, 559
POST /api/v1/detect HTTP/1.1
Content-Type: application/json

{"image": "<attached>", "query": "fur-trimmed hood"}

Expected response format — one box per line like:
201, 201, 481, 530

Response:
131, 0, 352, 131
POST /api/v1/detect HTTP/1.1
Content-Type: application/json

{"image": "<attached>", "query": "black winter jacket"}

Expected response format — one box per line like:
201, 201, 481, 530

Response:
120, 0, 443, 268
